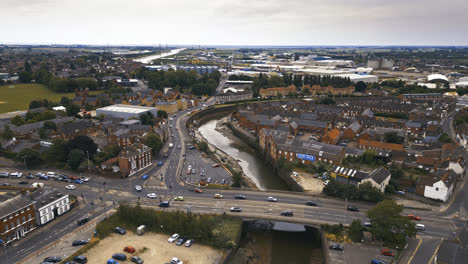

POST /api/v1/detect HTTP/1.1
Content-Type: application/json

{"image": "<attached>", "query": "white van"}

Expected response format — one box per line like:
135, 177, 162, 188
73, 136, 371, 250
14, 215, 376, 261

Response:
47, 172, 57, 177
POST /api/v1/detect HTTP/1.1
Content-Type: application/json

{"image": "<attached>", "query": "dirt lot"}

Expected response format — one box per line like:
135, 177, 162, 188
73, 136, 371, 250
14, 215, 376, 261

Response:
86, 232, 224, 264
294, 172, 324, 194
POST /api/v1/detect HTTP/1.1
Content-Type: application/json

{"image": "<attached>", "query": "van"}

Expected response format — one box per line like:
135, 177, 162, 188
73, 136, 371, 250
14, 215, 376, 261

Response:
416, 224, 425, 231
159, 201, 170, 207
137, 225, 147, 235
47, 172, 57, 177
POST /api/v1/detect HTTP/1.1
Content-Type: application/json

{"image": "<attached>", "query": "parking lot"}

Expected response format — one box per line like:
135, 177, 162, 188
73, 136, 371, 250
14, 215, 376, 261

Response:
328, 243, 395, 264
183, 144, 231, 186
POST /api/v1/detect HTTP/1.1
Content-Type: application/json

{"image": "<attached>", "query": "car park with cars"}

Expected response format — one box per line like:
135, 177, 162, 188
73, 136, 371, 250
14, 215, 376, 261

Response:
168, 233, 180, 243
170, 257, 183, 264
131, 256, 144, 264
73, 255, 88, 264
184, 239, 195, 247
43, 256, 62, 262
112, 253, 127, 261
124, 246, 136, 253
176, 237, 186, 246
114, 227, 127, 235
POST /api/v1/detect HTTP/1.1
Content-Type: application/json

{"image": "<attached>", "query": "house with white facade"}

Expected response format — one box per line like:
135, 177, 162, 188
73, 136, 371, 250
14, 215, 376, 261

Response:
359, 168, 392, 192
30, 188, 70, 225
416, 169, 458, 202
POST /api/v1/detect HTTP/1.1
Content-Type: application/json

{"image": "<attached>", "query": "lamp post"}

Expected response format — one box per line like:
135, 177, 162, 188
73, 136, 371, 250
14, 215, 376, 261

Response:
86, 151, 91, 174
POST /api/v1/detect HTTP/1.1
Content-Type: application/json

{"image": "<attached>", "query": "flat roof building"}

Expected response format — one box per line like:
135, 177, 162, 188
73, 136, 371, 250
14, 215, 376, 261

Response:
96, 104, 158, 120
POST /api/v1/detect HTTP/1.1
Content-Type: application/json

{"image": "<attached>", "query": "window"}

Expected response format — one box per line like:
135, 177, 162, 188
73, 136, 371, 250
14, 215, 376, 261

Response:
436, 187, 439, 191
22, 216, 25, 223
27, 207, 30, 211
28, 214, 31, 220
10, 223, 14, 229
4, 225, 8, 232
16, 219, 20, 226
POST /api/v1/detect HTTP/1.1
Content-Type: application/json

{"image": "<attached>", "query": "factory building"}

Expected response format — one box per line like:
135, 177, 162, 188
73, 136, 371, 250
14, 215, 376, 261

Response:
96, 104, 158, 120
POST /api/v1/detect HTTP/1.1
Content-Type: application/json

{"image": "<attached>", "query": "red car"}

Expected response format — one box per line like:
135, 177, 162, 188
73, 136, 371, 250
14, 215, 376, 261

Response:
381, 249, 394, 256
194, 188, 203, 193
408, 214, 421, 220
69, 176, 78, 181
123, 246, 135, 254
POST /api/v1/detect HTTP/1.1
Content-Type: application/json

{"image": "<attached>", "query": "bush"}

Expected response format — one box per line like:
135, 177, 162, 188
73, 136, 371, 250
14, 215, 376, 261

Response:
348, 219, 364, 242
323, 179, 386, 202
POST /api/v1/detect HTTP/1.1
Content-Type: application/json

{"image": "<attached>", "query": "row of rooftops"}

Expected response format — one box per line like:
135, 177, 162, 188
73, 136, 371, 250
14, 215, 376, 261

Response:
332, 166, 391, 185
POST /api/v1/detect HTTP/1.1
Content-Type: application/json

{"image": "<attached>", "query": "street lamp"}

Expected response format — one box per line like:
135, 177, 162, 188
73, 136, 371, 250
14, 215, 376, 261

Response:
86, 151, 91, 174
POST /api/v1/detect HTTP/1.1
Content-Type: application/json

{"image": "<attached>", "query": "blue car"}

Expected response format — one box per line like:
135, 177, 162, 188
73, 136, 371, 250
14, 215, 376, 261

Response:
74, 179, 84, 184
107, 259, 119, 264
141, 174, 149, 180
157, 161, 164, 166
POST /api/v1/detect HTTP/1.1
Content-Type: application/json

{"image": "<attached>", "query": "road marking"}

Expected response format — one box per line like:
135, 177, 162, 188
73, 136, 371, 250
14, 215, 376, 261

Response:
408, 235, 423, 264
427, 239, 442, 264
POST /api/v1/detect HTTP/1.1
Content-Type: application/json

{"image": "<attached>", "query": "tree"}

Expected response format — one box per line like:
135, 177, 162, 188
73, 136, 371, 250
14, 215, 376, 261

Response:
355, 81, 367, 93
0, 125, 14, 140
10, 115, 25, 126
19, 71, 32, 83
144, 133, 162, 154
196, 141, 209, 153
68, 149, 87, 170
157, 110, 168, 118
45, 139, 69, 163
358, 182, 385, 202
16, 149, 42, 168
139, 112, 154, 126
438, 133, 452, 143
43, 121, 57, 131
348, 219, 364, 242
367, 200, 416, 249
24, 61, 32, 72
67, 136, 98, 158
384, 132, 404, 144
67, 104, 81, 117
319, 98, 335, 105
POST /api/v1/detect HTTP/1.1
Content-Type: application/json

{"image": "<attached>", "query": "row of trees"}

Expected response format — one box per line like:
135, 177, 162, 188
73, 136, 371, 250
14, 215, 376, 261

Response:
10, 110, 57, 126
342, 150, 388, 167
136, 68, 221, 96
322, 179, 386, 202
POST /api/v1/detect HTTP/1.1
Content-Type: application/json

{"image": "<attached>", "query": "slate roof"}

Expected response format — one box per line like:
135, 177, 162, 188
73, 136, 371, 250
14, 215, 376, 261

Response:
30, 187, 66, 209
0, 193, 34, 219
300, 112, 318, 120
365, 168, 391, 184
348, 121, 361, 133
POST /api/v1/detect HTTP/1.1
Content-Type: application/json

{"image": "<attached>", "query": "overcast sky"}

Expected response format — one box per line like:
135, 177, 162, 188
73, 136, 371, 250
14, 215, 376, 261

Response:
2, 0, 467, 46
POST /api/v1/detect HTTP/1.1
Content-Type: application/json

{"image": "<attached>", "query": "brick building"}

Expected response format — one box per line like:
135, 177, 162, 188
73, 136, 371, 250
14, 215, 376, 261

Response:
0, 191, 36, 245
118, 143, 152, 177
259, 85, 297, 98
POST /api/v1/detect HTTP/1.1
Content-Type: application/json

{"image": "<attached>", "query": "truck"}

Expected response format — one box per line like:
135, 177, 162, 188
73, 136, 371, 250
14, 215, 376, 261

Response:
169, 143, 174, 148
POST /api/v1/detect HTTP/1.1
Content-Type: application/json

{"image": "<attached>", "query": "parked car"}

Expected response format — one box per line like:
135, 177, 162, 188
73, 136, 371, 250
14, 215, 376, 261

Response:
157, 161, 164, 166
267, 197, 277, 202
43, 256, 62, 262
234, 194, 246, 200
130, 256, 144, 264
77, 218, 89, 225
168, 233, 179, 243
305, 201, 318, 206
80, 177, 89, 182
212, 163, 220, 167
230, 207, 242, 212
174, 196, 184, 201
135, 185, 142, 192
221, 179, 226, 185
112, 253, 127, 261
381, 249, 394, 256
27, 173, 35, 179
142, 174, 149, 180
347, 206, 359, 212
124, 246, 136, 253
329, 244, 344, 251
363, 222, 372, 228
66, 185, 76, 190
147, 193, 157, 199
114, 227, 127, 235
73, 255, 88, 264
207, 177, 212, 183
69, 176, 78, 181
407, 214, 421, 220
9, 172, 22, 178
184, 239, 195, 247
107, 259, 119, 264
19, 181, 29, 185
72, 239, 89, 246
214, 193, 223, 199
280, 211, 293, 216
194, 188, 203, 193
74, 179, 84, 184
175, 237, 186, 246
170, 257, 183, 264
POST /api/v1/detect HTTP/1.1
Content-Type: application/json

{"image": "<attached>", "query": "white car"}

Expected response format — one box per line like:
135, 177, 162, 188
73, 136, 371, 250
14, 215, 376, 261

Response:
135, 185, 142, 192
80, 177, 89, 182
9, 172, 22, 178
147, 193, 157, 199
416, 224, 425, 231
267, 197, 277, 202
171, 257, 183, 264
35, 172, 46, 177
168, 233, 179, 243
66, 185, 76, 190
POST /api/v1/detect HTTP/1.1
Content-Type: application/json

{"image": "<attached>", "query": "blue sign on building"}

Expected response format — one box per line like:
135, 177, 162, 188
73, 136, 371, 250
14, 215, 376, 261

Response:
296, 153, 316, 161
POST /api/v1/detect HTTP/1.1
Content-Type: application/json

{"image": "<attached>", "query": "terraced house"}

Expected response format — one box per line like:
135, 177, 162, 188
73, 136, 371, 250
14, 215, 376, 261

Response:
0, 191, 36, 245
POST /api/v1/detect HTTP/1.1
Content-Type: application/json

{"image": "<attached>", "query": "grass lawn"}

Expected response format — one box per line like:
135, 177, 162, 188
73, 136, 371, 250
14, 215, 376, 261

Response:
0, 84, 101, 113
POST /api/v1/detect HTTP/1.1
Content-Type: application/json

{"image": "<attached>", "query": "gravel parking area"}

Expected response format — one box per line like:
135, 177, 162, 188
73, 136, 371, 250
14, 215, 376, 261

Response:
294, 172, 324, 194
85, 232, 224, 264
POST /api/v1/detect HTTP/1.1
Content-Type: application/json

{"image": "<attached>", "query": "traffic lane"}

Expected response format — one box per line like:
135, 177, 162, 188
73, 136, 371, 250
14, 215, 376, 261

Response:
410, 237, 442, 264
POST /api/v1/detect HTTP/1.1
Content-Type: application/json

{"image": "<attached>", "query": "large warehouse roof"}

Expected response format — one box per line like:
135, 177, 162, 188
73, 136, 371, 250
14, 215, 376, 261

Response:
428, 74, 449, 83
97, 104, 156, 114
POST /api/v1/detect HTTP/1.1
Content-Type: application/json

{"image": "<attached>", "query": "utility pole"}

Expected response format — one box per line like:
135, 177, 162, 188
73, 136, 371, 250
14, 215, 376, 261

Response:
86, 151, 91, 174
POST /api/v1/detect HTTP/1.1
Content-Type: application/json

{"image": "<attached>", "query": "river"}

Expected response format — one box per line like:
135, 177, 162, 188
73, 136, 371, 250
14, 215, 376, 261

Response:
198, 119, 288, 191
133, 48, 186, 64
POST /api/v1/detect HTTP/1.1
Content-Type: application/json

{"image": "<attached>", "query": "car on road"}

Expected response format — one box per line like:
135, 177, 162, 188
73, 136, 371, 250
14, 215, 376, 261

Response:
147, 193, 157, 199
158, 161, 164, 166
72, 239, 89, 246
0, 172, 9, 178
9, 172, 22, 178
267, 197, 277, 202
142, 174, 149, 180
168, 233, 180, 243
206, 177, 212, 183
114, 227, 127, 235
280, 211, 293, 216
77, 217, 89, 225
73, 255, 88, 264
124, 246, 136, 253
159, 201, 170, 207
74, 179, 84, 184
407, 214, 421, 220
212, 163, 220, 167
112, 253, 127, 261
230, 207, 242, 212
416, 224, 425, 231
214, 193, 223, 199
305, 201, 318, 206
347, 206, 359, 212
174, 196, 184, 201
363, 221, 372, 228
44, 256, 62, 262
176, 237, 186, 246
80, 177, 89, 182
221, 179, 226, 185
1, 183, 10, 186
184, 239, 195, 247
66, 185, 76, 190
381, 249, 394, 256
191, 169, 197, 174
135, 185, 142, 192
329, 244, 344, 251
177, 145, 181, 149
131, 256, 144, 264
27, 173, 35, 179
170, 257, 183, 264
19, 181, 29, 185
194, 188, 203, 193
371, 260, 386, 264
234, 194, 246, 200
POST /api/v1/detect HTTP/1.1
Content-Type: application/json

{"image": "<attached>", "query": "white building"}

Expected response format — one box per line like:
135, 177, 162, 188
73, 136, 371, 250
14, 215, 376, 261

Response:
359, 168, 392, 192
336, 73, 379, 83
31, 188, 70, 225
96, 104, 158, 120
420, 170, 457, 202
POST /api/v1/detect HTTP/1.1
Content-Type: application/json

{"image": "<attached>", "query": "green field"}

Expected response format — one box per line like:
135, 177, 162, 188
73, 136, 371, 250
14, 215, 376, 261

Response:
0, 84, 100, 113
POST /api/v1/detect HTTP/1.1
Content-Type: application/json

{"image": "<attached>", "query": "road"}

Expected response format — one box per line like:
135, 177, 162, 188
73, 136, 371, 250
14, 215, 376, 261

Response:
0, 98, 465, 263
